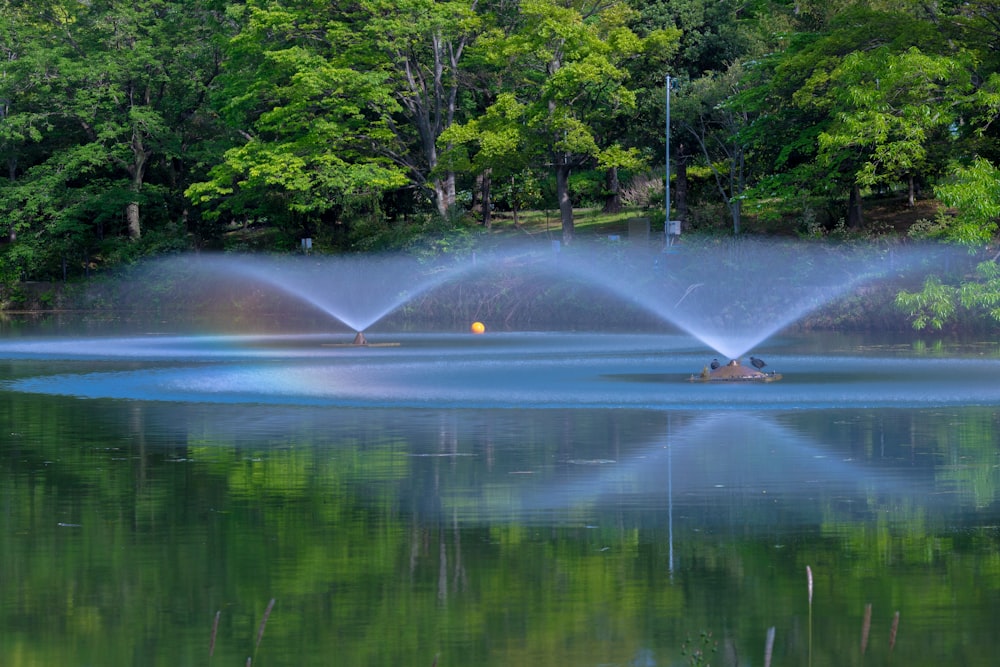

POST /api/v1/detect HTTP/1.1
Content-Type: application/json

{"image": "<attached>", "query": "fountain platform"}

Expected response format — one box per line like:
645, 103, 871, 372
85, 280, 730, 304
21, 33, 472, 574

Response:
321, 341, 402, 348
688, 359, 782, 383
320, 331, 401, 347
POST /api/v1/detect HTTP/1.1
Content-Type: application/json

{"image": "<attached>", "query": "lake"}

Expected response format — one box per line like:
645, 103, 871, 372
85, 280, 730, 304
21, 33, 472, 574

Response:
0, 327, 998, 666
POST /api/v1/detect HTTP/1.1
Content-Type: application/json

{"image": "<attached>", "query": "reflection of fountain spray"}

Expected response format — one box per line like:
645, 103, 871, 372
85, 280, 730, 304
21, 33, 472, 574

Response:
508, 411, 939, 525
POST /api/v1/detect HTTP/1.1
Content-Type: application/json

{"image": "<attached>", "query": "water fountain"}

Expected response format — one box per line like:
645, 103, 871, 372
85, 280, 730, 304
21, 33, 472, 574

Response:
0, 238, 982, 403
553, 237, 940, 362
135, 252, 477, 344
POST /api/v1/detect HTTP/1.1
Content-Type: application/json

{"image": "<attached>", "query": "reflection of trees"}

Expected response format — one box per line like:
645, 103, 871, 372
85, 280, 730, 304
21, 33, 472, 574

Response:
781, 407, 1000, 509
3, 395, 1000, 664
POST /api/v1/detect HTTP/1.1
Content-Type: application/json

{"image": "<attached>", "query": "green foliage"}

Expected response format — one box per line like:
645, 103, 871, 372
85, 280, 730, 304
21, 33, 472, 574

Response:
896, 158, 1000, 329
932, 157, 1000, 246
453, 0, 654, 240
1, 0, 1000, 294
818, 45, 969, 189
567, 170, 607, 208
493, 169, 546, 213
959, 261, 1000, 321
895, 276, 959, 330
188, 6, 409, 232
349, 210, 482, 256
0, 0, 233, 281
895, 258, 1000, 331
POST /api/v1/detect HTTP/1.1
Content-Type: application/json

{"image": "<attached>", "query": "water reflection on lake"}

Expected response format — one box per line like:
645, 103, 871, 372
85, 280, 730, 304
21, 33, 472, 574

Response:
0, 330, 998, 666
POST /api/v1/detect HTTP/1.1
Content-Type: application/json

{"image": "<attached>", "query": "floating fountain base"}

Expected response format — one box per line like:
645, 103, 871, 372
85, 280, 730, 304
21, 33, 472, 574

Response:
689, 359, 782, 383
321, 332, 401, 348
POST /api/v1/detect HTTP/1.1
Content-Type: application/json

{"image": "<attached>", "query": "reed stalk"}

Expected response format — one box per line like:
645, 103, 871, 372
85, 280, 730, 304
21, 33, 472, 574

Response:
209, 610, 221, 658
889, 610, 900, 653
764, 626, 775, 667
256, 598, 276, 650
860, 603, 872, 657
247, 597, 276, 666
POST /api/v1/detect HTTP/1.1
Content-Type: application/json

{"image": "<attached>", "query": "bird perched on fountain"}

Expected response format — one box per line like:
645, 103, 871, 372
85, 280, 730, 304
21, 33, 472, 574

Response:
749, 356, 767, 372
710, 359, 720, 370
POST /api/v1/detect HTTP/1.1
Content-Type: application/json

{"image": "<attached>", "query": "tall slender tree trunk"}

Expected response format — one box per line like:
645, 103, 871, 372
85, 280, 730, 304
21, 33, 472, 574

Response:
126, 201, 141, 239
4, 97, 15, 242
126, 133, 149, 240
424, 133, 455, 217
675, 146, 688, 222
602, 167, 621, 214
731, 146, 745, 234
393, 14, 475, 220
480, 168, 492, 229
433, 181, 449, 218
442, 172, 456, 213
556, 160, 574, 245
6, 156, 15, 242
847, 184, 864, 228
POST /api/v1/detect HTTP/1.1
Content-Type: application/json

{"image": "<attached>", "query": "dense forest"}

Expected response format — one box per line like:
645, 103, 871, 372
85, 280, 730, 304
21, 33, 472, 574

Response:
1, 0, 999, 328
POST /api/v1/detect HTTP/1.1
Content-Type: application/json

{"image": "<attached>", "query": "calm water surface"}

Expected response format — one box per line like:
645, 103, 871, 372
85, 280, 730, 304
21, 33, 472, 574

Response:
1, 328, 999, 666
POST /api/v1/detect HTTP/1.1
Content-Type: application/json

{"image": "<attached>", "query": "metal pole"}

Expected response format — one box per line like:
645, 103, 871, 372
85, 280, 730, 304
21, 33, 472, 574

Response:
665, 74, 671, 244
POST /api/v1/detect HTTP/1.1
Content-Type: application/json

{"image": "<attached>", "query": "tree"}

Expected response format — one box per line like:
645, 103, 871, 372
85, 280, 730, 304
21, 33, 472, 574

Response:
0, 0, 228, 280
738, 6, 961, 228
437, 92, 533, 227
352, 0, 483, 218
818, 46, 969, 208
459, 0, 653, 244
673, 64, 753, 234
186, 1, 408, 243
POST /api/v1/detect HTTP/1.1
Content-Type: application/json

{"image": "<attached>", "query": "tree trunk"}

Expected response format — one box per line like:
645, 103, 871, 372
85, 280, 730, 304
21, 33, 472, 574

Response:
908, 173, 916, 207
126, 128, 149, 240
731, 145, 745, 234
6, 157, 15, 242
433, 181, 449, 218
847, 184, 864, 228
480, 168, 492, 229
471, 172, 481, 214
442, 171, 456, 213
602, 167, 622, 214
424, 172, 456, 218
126, 201, 142, 239
675, 146, 688, 222
556, 160, 574, 245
